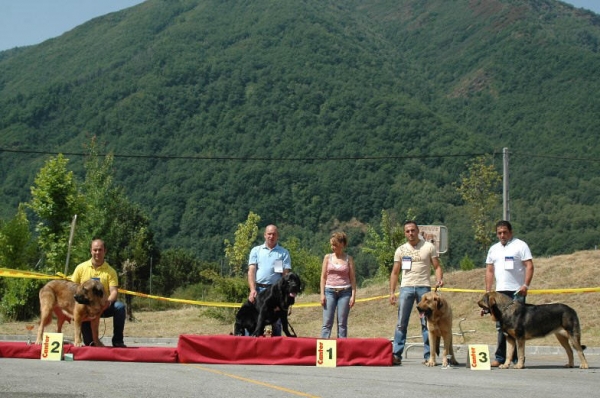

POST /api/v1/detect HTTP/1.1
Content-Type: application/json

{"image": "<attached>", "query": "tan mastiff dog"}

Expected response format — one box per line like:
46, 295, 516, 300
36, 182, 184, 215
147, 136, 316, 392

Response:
35, 279, 107, 347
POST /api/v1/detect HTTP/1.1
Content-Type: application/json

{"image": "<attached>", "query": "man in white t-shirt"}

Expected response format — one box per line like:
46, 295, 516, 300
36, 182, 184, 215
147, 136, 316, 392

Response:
485, 220, 534, 367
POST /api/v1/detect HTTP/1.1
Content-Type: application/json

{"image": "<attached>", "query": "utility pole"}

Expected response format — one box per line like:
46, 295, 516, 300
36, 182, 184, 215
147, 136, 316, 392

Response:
503, 147, 510, 221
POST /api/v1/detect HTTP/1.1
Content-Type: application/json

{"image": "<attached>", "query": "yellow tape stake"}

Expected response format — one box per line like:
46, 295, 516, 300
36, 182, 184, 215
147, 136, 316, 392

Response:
467, 344, 491, 370
316, 339, 337, 367
40, 333, 64, 361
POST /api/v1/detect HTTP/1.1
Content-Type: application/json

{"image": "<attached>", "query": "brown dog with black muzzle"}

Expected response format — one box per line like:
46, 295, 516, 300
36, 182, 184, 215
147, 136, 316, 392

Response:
416, 291, 459, 367
35, 279, 107, 347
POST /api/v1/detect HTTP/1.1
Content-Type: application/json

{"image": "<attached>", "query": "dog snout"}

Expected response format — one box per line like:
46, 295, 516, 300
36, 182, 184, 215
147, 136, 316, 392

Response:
74, 293, 90, 305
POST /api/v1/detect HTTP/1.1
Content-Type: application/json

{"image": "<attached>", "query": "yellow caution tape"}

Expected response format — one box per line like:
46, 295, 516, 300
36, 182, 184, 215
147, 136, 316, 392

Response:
2, 268, 599, 308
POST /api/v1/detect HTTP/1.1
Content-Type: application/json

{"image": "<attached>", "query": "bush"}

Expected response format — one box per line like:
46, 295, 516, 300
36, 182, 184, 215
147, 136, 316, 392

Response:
0, 278, 43, 321
460, 254, 475, 271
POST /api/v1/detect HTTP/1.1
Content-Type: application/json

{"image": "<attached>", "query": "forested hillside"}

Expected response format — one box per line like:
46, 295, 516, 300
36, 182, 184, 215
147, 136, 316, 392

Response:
1, 0, 599, 276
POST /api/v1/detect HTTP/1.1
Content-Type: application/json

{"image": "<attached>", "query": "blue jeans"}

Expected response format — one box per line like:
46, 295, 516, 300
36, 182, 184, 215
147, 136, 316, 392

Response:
392, 286, 430, 360
494, 291, 526, 362
321, 287, 352, 338
82, 300, 126, 346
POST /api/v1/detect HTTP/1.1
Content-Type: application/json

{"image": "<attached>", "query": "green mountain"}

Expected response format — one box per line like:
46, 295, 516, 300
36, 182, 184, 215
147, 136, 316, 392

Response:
1, 0, 599, 274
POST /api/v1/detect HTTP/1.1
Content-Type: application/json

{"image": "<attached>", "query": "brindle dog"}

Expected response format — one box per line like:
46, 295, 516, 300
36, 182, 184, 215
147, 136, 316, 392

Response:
478, 291, 588, 369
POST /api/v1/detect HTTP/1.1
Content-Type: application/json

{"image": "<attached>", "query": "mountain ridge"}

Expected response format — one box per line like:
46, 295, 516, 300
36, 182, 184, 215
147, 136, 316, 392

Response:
1, 0, 599, 270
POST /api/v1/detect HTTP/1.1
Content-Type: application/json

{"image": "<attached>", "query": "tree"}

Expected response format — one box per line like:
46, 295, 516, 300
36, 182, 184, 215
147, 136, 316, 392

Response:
281, 237, 321, 294
0, 204, 38, 270
152, 248, 202, 297
456, 156, 502, 253
0, 204, 41, 321
361, 209, 415, 279
28, 154, 85, 273
224, 211, 260, 277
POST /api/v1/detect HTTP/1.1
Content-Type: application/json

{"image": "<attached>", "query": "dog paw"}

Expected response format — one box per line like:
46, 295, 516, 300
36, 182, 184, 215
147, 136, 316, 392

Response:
514, 363, 525, 369
499, 363, 510, 369
425, 360, 436, 367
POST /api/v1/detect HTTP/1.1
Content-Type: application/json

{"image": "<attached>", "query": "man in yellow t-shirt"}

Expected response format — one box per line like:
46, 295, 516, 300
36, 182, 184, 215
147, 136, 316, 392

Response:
71, 239, 127, 347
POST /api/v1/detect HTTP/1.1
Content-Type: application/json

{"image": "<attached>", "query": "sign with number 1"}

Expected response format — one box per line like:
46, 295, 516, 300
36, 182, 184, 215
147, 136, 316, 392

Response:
316, 339, 337, 367
40, 332, 64, 361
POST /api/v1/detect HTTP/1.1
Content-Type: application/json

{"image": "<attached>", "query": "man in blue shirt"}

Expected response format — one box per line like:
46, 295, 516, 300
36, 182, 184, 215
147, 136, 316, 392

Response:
247, 224, 292, 336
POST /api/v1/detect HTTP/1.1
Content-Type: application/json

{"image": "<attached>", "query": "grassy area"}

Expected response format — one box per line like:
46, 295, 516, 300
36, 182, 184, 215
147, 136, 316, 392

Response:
2, 250, 599, 347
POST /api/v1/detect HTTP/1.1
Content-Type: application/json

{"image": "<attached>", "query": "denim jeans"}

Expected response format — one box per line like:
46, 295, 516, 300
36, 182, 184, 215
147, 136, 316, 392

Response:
321, 287, 352, 338
392, 286, 431, 360
81, 300, 126, 346
494, 291, 526, 362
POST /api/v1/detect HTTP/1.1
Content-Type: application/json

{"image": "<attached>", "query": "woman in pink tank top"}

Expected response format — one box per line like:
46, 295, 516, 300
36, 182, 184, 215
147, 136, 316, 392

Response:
319, 231, 357, 338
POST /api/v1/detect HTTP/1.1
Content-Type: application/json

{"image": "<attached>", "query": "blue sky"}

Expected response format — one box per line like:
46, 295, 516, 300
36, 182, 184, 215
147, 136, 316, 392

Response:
0, 0, 599, 52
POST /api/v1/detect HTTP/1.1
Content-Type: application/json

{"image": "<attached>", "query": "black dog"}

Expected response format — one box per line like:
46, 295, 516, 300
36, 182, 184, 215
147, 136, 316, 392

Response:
234, 272, 301, 337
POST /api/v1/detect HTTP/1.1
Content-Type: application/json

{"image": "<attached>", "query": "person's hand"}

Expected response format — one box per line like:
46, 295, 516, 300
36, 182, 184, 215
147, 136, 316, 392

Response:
320, 295, 326, 307
349, 296, 355, 308
389, 293, 397, 305
518, 285, 529, 296
248, 289, 257, 303
436, 279, 444, 288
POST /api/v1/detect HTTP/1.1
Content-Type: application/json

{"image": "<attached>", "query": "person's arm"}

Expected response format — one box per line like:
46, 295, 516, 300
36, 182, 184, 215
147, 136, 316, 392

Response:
518, 259, 534, 296
431, 256, 443, 287
320, 255, 328, 307
485, 263, 495, 292
389, 261, 401, 305
283, 250, 291, 275
348, 255, 357, 308
106, 286, 119, 309
247, 264, 257, 303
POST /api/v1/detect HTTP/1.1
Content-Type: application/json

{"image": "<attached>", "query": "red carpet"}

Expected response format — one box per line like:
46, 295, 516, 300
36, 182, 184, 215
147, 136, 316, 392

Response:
177, 335, 392, 366
0, 342, 178, 363
1, 335, 392, 366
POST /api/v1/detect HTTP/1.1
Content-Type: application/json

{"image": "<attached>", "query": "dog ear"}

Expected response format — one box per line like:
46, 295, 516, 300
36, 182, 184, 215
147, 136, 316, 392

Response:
436, 296, 443, 309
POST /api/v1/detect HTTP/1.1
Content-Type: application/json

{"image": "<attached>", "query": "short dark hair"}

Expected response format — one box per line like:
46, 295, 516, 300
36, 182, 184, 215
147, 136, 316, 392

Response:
495, 220, 512, 231
403, 220, 418, 230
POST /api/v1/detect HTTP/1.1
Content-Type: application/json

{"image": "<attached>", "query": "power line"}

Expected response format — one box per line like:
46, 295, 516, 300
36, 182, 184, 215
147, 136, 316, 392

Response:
1, 147, 598, 162
0, 147, 485, 161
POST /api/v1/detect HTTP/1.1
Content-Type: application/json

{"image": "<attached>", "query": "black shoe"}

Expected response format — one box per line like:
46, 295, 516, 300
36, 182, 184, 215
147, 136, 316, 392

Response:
113, 342, 127, 348
393, 356, 402, 365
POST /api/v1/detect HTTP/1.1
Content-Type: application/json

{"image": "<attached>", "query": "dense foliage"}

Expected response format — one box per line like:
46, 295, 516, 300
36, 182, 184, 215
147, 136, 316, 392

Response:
0, 0, 599, 286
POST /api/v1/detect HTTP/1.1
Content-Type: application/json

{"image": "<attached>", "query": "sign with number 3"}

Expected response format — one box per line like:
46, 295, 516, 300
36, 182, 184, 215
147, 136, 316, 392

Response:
467, 344, 491, 370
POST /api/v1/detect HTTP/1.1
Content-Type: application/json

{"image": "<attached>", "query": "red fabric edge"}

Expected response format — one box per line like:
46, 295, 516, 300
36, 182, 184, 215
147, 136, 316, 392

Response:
177, 335, 392, 366
0, 342, 178, 363
1, 335, 391, 366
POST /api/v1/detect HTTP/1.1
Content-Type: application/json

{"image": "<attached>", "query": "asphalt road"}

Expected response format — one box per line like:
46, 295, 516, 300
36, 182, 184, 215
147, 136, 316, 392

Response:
1, 351, 597, 398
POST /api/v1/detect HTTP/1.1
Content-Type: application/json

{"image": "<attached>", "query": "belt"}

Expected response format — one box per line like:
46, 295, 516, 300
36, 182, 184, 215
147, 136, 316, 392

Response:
256, 283, 271, 288
328, 287, 351, 292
